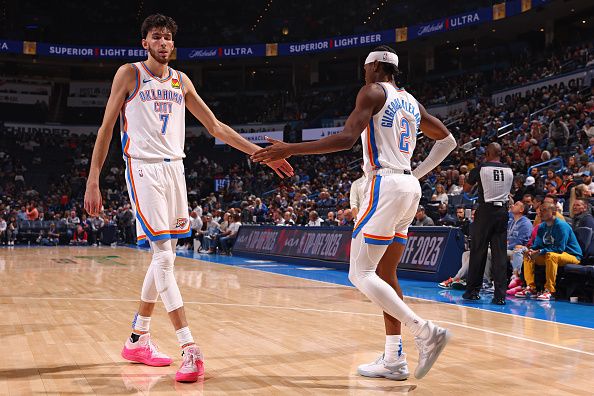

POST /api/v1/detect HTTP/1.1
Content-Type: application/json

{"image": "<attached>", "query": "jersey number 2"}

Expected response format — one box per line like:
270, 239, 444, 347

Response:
398, 118, 411, 154
159, 114, 169, 135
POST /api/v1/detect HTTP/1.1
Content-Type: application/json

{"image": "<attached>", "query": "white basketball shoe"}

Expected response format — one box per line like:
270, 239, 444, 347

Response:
357, 353, 409, 381
413, 320, 451, 379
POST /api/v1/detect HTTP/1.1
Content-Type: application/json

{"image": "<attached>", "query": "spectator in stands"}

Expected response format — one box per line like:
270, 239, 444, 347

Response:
532, 195, 565, 225
412, 205, 435, 226
36, 223, 60, 246
317, 190, 335, 210
436, 203, 456, 226
585, 137, 594, 161
17, 206, 27, 222
192, 201, 203, 219
219, 213, 241, 255
6, 218, 17, 246
523, 176, 538, 197
80, 214, 93, 242
419, 176, 434, 202
279, 211, 295, 226
522, 194, 534, 212
433, 184, 448, 205
511, 176, 526, 203
70, 225, 88, 246
67, 210, 80, 226
571, 198, 594, 231
583, 121, 594, 139
527, 139, 542, 164
546, 194, 564, 217
90, 215, 105, 246
253, 197, 268, 223
65, 209, 80, 240
342, 209, 355, 227
325, 211, 339, 227
530, 167, 545, 193
549, 118, 569, 148
219, 212, 230, 233
295, 207, 308, 226
26, 202, 39, 221
179, 211, 202, 250
558, 170, 576, 200
515, 203, 582, 301
117, 204, 134, 244
271, 209, 283, 225
566, 156, 579, 174
0, 217, 6, 245
582, 174, 594, 195
448, 175, 465, 196
240, 201, 252, 224
212, 209, 223, 224
454, 206, 471, 236
545, 169, 562, 191
306, 210, 323, 227
199, 214, 220, 254
506, 201, 533, 289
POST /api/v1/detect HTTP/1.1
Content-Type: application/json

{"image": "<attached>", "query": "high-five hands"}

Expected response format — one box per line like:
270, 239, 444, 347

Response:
266, 158, 294, 178
251, 137, 293, 165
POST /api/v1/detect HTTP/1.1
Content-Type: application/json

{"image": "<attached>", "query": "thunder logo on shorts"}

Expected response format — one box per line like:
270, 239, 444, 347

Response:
175, 218, 189, 229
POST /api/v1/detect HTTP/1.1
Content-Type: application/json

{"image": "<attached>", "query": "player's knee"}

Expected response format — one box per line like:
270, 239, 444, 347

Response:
153, 250, 175, 268
348, 268, 361, 288
151, 250, 183, 311
151, 250, 176, 290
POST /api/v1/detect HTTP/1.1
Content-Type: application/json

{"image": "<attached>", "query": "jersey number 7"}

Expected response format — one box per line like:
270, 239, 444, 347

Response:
159, 114, 169, 135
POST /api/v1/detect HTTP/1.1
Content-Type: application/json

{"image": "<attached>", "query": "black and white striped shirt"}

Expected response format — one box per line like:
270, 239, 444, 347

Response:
468, 162, 514, 203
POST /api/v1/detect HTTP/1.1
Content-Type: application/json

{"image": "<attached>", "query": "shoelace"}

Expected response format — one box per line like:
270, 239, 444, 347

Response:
415, 337, 430, 358
147, 339, 163, 357
181, 350, 199, 368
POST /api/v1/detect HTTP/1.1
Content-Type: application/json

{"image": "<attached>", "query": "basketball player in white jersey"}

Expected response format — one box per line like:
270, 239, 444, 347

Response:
84, 14, 293, 382
252, 45, 457, 380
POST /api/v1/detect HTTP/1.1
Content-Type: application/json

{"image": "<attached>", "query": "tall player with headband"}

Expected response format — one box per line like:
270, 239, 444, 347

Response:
253, 45, 457, 380
84, 14, 293, 382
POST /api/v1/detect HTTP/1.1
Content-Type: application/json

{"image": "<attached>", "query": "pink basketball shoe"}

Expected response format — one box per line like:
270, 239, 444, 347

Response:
175, 345, 204, 382
121, 333, 173, 367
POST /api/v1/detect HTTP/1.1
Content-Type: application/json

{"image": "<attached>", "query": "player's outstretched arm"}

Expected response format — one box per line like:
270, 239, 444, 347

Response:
251, 84, 382, 164
411, 103, 458, 179
180, 72, 293, 178
85, 64, 136, 216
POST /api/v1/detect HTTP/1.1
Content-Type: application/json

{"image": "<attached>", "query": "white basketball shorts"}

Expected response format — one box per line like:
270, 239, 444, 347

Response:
352, 172, 421, 245
124, 158, 191, 246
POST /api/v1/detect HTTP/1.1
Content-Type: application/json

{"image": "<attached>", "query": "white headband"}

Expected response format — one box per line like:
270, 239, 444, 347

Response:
364, 51, 399, 67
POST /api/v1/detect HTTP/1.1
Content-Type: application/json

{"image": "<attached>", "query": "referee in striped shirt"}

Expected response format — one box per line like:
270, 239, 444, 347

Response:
462, 143, 514, 305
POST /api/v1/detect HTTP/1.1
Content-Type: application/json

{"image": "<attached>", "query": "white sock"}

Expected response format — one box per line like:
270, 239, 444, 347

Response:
132, 313, 151, 333
176, 326, 194, 348
384, 335, 403, 363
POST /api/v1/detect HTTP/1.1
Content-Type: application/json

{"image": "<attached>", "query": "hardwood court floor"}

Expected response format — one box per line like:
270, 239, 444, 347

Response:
1, 247, 593, 395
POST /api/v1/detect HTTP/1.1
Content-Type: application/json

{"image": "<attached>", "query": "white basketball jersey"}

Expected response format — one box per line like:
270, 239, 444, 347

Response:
362, 82, 421, 173
120, 61, 186, 161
